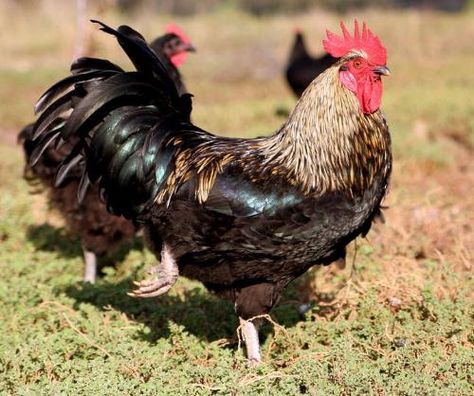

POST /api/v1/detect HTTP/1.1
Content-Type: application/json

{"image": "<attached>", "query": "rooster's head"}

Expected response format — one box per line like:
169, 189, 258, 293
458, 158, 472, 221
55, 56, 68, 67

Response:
323, 20, 389, 114
163, 23, 196, 67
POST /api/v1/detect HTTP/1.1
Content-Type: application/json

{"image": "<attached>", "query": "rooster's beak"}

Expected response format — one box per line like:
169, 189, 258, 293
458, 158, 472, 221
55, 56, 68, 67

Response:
373, 66, 391, 76
184, 43, 196, 52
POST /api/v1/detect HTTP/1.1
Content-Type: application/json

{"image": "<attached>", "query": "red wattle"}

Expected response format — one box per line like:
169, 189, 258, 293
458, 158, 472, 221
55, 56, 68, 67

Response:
359, 77, 382, 114
339, 71, 383, 114
171, 52, 188, 67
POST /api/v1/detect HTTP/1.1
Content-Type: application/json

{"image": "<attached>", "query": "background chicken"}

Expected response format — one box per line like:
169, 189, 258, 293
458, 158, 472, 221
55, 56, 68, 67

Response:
19, 25, 195, 283
30, 19, 391, 364
149, 24, 195, 95
285, 29, 337, 97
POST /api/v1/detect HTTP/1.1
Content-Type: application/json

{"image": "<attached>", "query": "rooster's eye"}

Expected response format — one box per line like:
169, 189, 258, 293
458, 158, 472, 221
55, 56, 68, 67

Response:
353, 59, 363, 69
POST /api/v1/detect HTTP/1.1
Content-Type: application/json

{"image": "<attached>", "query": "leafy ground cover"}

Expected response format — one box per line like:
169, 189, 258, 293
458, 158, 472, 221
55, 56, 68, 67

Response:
0, 3, 472, 394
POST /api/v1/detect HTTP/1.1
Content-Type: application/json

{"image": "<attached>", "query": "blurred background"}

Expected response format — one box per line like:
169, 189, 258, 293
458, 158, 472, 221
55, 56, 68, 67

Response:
0, 0, 472, 392
1, 0, 474, 139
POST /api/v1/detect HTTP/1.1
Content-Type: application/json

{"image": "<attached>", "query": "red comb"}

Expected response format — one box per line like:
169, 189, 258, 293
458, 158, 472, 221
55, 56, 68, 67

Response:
166, 23, 190, 44
165, 23, 191, 67
323, 20, 387, 65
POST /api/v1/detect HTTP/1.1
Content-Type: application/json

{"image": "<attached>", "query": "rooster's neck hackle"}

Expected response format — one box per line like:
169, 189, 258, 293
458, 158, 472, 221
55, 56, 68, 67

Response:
261, 63, 391, 197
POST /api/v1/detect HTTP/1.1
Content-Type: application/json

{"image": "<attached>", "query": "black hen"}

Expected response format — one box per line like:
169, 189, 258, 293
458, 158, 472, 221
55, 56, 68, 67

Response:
285, 30, 337, 97
19, 27, 195, 283
30, 20, 392, 363
149, 23, 195, 95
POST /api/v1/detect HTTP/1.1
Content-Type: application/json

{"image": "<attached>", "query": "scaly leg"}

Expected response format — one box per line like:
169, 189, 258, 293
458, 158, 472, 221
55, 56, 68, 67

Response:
128, 244, 178, 298
83, 247, 97, 284
239, 317, 261, 366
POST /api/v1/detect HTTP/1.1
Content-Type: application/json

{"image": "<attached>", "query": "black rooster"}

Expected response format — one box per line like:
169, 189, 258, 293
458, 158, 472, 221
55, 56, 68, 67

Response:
285, 29, 337, 97
19, 26, 195, 283
30, 20, 391, 363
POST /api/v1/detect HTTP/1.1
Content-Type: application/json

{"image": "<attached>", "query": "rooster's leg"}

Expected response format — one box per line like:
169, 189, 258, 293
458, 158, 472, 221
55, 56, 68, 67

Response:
239, 318, 261, 365
128, 244, 178, 298
83, 247, 97, 283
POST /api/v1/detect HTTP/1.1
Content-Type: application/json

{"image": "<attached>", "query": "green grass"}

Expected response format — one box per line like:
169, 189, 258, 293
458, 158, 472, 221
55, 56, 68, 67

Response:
0, 4, 473, 395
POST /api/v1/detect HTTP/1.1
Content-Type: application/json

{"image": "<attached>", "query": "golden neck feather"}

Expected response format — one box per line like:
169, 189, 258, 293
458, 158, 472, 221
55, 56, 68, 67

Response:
259, 64, 391, 196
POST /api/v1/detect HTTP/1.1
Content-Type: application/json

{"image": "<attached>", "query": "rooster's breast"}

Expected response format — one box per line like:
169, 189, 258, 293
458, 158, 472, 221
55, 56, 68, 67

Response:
151, 176, 386, 288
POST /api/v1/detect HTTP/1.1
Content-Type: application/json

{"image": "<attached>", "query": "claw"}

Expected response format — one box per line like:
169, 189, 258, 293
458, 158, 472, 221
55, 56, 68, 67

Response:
128, 244, 179, 299
128, 278, 173, 297
132, 280, 168, 294
128, 286, 171, 298
133, 278, 158, 288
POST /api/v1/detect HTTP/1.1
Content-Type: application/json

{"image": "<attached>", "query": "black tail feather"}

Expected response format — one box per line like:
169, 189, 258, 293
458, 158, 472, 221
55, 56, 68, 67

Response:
90, 20, 179, 99
35, 70, 118, 114
71, 57, 124, 75
55, 145, 84, 187
29, 128, 63, 167
62, 73, 165, 141
77, 170, 91, 203
30, 19, 197, 219
32, 89, 81, 141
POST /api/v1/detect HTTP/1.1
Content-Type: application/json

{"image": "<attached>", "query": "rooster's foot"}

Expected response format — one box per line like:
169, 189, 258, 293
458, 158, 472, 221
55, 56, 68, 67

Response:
128, 244, 178, 298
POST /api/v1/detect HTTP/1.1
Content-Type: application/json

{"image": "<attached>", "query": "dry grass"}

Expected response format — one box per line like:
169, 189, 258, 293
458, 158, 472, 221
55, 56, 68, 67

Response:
0, 2, 473, 394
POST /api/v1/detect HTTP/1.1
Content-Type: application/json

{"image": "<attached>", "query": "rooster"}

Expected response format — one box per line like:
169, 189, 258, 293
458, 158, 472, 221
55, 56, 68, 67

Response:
286, 29, 337, 97
30, 20, 391, 363
20, 25, 196, 283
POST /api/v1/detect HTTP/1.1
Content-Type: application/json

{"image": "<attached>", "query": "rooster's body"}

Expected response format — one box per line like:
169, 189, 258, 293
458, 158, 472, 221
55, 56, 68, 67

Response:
286, 31, 337, 97
30, 20, 391, 363
20, 27, 195, 283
